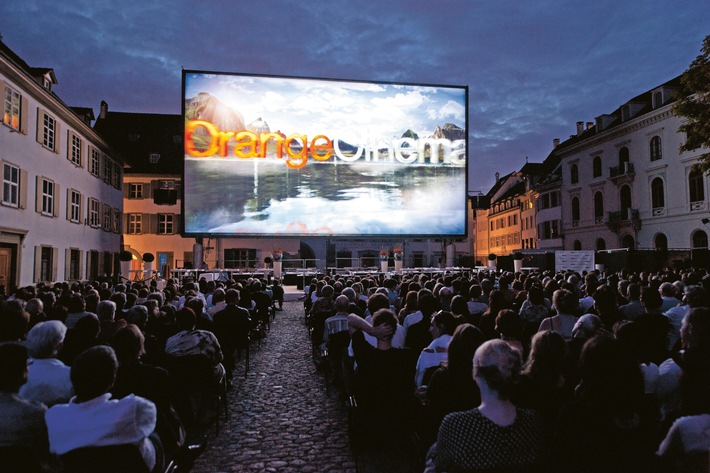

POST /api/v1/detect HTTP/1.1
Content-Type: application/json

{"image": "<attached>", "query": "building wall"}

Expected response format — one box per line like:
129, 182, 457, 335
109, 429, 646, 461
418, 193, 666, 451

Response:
0, 60, 122, 289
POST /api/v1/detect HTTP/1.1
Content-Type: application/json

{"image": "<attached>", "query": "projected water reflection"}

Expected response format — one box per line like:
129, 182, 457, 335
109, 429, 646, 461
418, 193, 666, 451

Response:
184, 159, 465, 236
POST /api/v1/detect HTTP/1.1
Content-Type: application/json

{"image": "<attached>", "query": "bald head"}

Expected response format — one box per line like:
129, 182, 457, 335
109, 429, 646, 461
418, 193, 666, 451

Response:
334, 295, 350, 313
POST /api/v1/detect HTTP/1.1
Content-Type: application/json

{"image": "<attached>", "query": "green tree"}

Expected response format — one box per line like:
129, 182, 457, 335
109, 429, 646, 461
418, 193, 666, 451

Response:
674, 35, 710, 172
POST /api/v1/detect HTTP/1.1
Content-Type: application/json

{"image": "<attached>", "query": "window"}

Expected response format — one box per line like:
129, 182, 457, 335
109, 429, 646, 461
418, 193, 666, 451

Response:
89, 198, 100, 227
619, 147, 629, 167
594, 192, 604, 223
622, 235, 635, 250
102, 155, 113, 184
570, 164, 579, 184
127, 213, 142, 234
693, 230, 708, 249
3, 85, 21, 130
224, 248, 256, 268
68, 248, 81, 280
655, 233, 668, 251
112, 209, 121, 233
571, 197, 580, 223
42, 112, 56, 151
2, 162, 19, 207
68, 132, 82, 166
158, 214, 174, 234
39, 246, 53, 282
89, 147, 100, 176
68, 189, 81, 223
40, 178, 55, 216
113, 162, 122, 189
620, 185, 632, 216
651, 177, 665, 210
689, 169, 704, 203
102, 204, 111, 231
129, 183, 143, 199
650, 136, 662, 161
573, 240, 582, 250
596, 238, 606, 251
654, 91, 663, 109
592, 156, 602, 178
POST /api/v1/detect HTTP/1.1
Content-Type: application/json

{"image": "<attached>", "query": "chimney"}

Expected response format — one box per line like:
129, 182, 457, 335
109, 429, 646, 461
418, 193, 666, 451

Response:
553, 138, 560, 148
586, 121, 594, 130
99, 100, 108, 119
495, 172, 500, 182
576, 121, 584, 136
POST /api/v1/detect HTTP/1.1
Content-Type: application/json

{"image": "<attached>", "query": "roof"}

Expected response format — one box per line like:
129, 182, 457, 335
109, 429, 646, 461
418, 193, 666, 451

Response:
94, 111, 183, 174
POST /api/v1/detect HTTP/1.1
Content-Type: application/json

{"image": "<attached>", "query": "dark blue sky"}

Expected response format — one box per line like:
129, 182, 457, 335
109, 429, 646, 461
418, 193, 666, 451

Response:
1, 0, 707, 192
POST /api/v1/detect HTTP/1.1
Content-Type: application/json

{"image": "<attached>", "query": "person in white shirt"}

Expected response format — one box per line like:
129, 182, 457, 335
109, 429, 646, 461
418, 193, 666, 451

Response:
20, 321, 73, 407
414, 311, 455, 387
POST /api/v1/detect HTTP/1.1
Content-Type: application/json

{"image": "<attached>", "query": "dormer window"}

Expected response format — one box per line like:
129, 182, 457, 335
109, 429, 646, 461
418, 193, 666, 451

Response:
621, 105, 630, 122
43, 76, 51, 92
653, 91, 663, 109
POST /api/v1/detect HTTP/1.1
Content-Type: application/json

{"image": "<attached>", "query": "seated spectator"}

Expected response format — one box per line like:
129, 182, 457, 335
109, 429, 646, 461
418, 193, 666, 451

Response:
59, 313, 103, 366
207, 288, 226, 318
97, 300, 127, 343
348, 309, 417, 420
519, 286, 550, 342
635, 286, 671, 365
414, 311, 456, 387
495, 309, 524, 356
479, 289, 507, 341
64, 293, 94, 329
449, 295, 470, 326
323, 295, 350, 349
19, 320, 73, 407
364, 292, 405, 348
212, 289, 251, 382
25, 298, 46, 330
426, 339, 544, 472
45, 345, 160, 472
165, 307, 225, 383
0, 299, 29, 342
659, 282, 680, 313
0, 343, 53, 472
619, 283, 645, 321
538, 288, 579, 341
405, 290, 439, 352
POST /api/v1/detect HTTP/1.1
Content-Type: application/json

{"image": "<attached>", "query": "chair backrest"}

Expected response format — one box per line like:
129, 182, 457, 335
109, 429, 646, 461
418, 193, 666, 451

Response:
0, 446, 48, 473
61, 444, 149, 473
163, 354, 215, 392
328, 331, 351, 357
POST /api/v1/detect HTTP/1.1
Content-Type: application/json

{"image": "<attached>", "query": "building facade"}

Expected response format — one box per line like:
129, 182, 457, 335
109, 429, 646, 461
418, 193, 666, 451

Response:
0, 40, 123, 290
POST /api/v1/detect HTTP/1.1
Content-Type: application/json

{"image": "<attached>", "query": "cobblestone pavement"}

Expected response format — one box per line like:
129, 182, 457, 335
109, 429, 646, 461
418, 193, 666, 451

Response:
191, 300, 358, 473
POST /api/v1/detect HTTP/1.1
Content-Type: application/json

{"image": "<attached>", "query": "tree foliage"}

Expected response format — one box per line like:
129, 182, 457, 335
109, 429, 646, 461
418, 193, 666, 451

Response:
674, 35, 710, 172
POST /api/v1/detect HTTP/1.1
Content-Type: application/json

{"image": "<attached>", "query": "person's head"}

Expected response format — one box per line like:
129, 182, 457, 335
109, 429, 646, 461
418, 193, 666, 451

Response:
552, 288, 578, 315
224, 288, 240, 305
627, 283, 641, 301
640, 286, 663, 312
527, 286, 544, 306
573, 313, 603, 340
176, 307, 197, 331
371, 308, 397, 342
75, 313, 101, 339
367, 293, 390, 315
126, 305, 149, 328
447, 323, 485, 375
71, 345, 118, 402
321, 285, 335, 300
67, 293, 86, 313
96, 300, 117, 322
211, 288, 226, 305
112, 324, 145, 362
684, 285, 707, 308
659, 282, 676, 298
473, 339, 522, 400
450, 295, 469, 317
0, 300, 29, 341
25, 320, 66, 359
592, 286, 617, 313
334, 295, 350, 313
681, 307, 710, 350
25, 298, 44, 316
430, 311, 456, 339
0, 343, 28, 392
524, 330, 567, 383
418, 290, 439, 316
495, 309, 523, 340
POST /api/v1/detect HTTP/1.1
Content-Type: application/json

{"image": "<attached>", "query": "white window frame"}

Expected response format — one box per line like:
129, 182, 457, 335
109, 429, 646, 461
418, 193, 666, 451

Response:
102, 204, 111, 231
89, 147, 100, 176
129, 183, 143, 199
112, 208, 121, 233
42, 113, 56, 151
128, 213, 142, 234
2, 162, 19, 207
102, 155, 113, 184
3, 86, 21, 131
41, 178, 55, 216
89, 198, 100, 227
158, 214, 174, 235
69, 132, 82, 166
69, 189, 81, 223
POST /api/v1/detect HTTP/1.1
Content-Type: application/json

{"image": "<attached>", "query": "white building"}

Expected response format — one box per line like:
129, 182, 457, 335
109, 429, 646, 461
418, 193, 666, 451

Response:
558, 77, 709, 253
0, 39, 123, 290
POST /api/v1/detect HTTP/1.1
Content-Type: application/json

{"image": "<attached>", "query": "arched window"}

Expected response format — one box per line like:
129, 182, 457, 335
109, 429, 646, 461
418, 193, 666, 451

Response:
571, 196, 580, 223
593, 156, 602, 178
693, 230, 708, 249
573, 240, 582, 250
655, 233, 668, 251
619, 147, 629, 167
651, 177, 665, 210
570, 164, 579, 184
596, 238, 606, 251
621, 234, 635, 249
650, 136, 662, 161
689, 169, 705, 203
620, 185, 632, 217
594, 192, 604, 222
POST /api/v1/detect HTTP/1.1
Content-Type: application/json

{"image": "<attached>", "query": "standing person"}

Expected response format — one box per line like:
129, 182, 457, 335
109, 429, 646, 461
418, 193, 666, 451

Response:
426, 339, 544, 472
271, 279, 285, 311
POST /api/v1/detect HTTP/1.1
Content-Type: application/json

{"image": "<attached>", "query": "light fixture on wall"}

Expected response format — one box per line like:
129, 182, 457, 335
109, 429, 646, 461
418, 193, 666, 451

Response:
702, 218, 710, 225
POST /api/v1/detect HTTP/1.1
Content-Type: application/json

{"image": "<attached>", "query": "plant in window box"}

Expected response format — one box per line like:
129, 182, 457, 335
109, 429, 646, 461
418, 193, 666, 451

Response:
119, 251, 133, 282
142, 252, 155, 275
120, 251, 133, 262
487, 253, 497, 270
513, 252, 524, 272
393, 245, 404, 261
379, 248, 390, 262
272, 249, 283, 262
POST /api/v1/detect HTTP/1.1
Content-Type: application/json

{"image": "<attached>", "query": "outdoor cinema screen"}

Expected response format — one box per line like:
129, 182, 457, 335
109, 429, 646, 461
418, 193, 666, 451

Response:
182, 70, 468, 237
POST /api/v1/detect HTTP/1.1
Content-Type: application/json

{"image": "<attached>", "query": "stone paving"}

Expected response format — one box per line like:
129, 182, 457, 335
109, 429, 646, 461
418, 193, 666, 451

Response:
191, 300, 359, 473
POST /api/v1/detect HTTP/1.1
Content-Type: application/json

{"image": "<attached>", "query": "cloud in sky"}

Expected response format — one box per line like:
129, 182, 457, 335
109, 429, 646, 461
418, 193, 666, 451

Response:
1, 0, 708, 191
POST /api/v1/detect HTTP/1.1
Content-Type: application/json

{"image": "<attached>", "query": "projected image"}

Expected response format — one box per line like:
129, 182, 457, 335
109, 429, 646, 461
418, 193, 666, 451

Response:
183, 71, 468, 237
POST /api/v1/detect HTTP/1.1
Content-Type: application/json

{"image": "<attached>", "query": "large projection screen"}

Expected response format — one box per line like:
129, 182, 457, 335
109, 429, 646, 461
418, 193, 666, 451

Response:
182, 70, 468, 237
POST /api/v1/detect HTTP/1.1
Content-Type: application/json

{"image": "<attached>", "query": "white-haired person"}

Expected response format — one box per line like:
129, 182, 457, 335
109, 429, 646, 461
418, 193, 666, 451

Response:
426, 339, 544, 472
19, 320, 73, 406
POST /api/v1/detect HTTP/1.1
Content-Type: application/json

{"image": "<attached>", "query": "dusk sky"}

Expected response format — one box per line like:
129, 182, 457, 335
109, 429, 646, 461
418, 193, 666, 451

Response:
1, 1, 707, 193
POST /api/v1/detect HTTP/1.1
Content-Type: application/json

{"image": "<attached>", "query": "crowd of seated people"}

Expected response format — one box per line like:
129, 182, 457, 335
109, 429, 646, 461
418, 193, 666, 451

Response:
0, 275, 280, 472
303, 267, 710, 472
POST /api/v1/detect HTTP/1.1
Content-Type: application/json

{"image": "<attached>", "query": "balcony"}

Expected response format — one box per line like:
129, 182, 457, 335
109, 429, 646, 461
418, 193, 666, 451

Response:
606, 208, 641, 233
609, 162, 635, 185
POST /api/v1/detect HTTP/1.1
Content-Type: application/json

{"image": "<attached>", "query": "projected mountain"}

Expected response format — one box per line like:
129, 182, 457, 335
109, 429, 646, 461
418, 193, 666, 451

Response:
185, 92, 246, 132
431, 123, 465, 141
